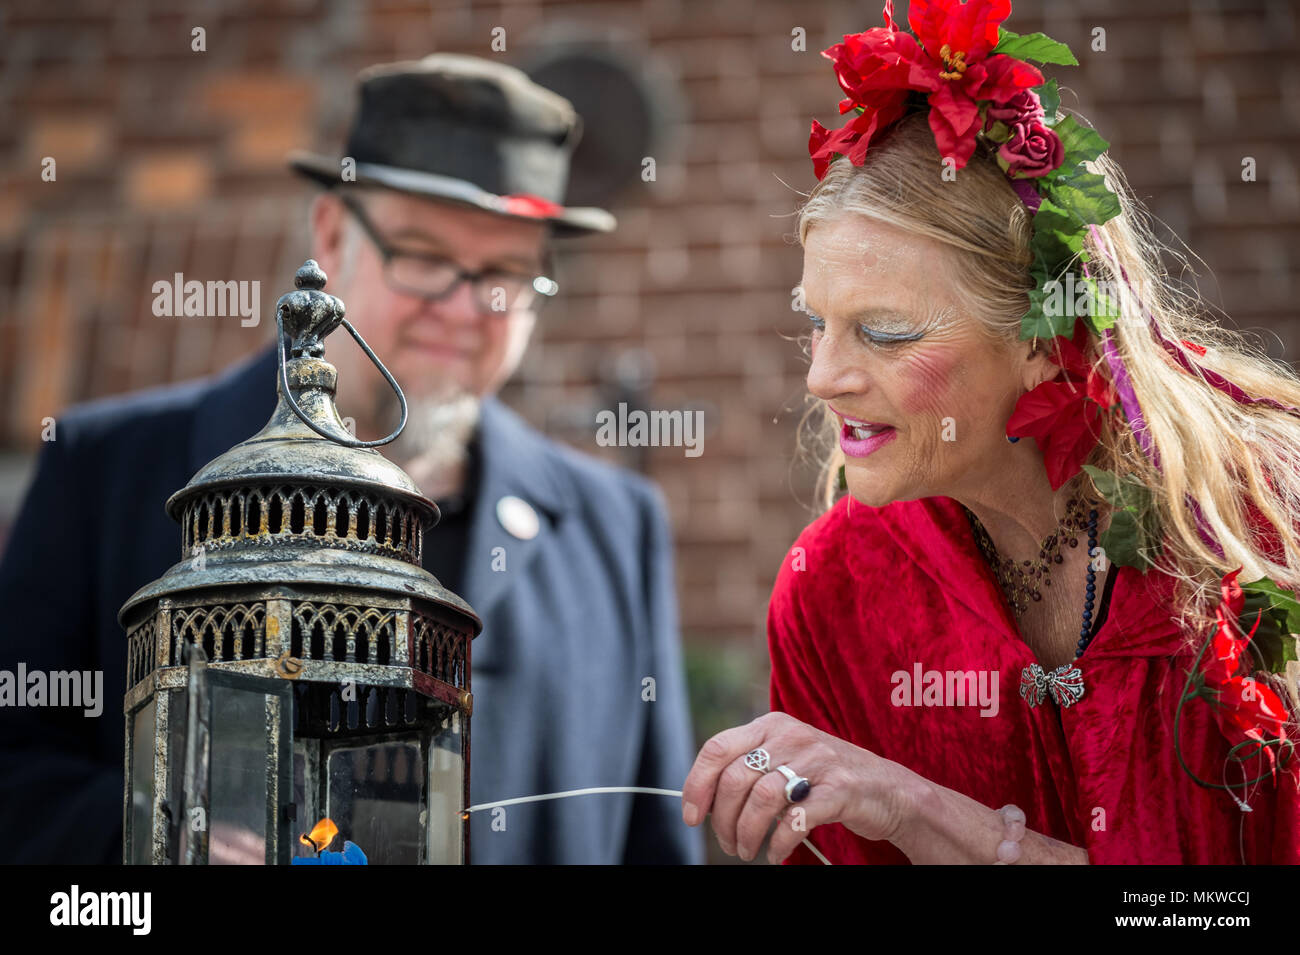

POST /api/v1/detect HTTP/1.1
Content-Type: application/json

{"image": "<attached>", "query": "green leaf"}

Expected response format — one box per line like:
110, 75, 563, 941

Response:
1019, 261, 1074, 340
994, 28, 1078, 66
1082, 464, 1123, 501
1238, 590, 1300, 675
1098, 507, 1148, 570
1242, 577, 1300, 637
1083, 290, 1119, 334
1047, 168, 1122, 228
1020, 291, 1070, 341
1030, 279, 1077, 339
1081, 465, 1161, 570
1023, 181, 1121, 340
984, 118, 1012, 143
1282, 635, 1300, 666
1076, 277, 1118, 333
1051, 115, 1110, 164
1035, 78, 1061, 122
1030, 196, 1085, 272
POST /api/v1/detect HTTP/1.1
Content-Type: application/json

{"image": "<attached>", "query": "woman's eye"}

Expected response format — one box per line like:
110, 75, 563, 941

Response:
805, 312, 921, 347
859, 324, 921, 347
860, 327, 898, 347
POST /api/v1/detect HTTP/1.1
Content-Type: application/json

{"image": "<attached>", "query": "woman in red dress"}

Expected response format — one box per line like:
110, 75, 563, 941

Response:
681, 0, 1300, 864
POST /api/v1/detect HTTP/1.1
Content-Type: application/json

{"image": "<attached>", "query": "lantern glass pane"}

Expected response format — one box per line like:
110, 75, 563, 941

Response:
326, 741, 422, 864
128, 699, 156, 865
206, 684, 269, 865
427, 712, 464, 864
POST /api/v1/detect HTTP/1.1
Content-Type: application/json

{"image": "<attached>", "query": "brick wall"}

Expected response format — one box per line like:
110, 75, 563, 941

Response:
3, 0, 1298, 685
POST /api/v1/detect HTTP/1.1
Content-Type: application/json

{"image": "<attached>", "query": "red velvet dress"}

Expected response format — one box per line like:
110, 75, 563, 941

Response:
770, 495, 1300, 864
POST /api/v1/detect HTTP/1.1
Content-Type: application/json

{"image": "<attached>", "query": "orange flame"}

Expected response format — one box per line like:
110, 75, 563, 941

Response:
299, 817, 339, 854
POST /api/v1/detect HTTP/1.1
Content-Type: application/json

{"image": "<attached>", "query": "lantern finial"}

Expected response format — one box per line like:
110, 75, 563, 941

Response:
276, 259, 344, 360
275, 260, 407, 448
295, 259, 327, 291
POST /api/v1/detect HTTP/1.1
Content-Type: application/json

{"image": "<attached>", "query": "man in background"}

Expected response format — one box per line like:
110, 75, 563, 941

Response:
0, 53, 703, 864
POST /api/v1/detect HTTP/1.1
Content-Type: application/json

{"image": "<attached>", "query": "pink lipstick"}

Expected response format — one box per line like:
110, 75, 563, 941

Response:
836, 416, 897, 458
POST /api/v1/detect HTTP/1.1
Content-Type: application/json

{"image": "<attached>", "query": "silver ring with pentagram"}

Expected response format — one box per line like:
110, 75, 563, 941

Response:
743, 748, 771, 773
776, 764, 811, 803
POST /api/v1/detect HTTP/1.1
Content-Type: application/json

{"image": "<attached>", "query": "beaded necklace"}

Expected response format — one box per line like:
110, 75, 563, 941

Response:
965, 496, 1104, 709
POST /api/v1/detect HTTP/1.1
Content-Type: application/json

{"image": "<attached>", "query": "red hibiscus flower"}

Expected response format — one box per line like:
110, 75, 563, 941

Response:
904, 0, 1044, 167
1198, 566, 1291, 779
809, 0, 1045, 178
809, 98, 910, 179
1005, 317, 1119, 490
1200, 567, 1257, 685
809, 6, 915, 178
1206, 676, 1292, 778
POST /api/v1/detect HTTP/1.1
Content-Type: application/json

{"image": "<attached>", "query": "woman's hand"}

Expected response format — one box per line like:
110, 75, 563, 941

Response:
680, 711, 921, 864
682, 710, 1092, 865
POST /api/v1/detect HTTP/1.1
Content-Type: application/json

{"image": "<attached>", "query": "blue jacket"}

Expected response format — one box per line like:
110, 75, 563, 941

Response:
0, 346, 704, 864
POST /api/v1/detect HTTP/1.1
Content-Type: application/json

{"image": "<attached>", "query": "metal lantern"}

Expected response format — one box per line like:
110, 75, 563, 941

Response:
119, 260, 481, 865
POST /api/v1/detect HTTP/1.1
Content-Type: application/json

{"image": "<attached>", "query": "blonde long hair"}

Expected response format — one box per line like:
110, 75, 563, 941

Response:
795, 109, 1300, 664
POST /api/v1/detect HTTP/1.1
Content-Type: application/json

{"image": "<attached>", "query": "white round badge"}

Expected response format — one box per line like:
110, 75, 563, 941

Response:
496, 495, 540, 541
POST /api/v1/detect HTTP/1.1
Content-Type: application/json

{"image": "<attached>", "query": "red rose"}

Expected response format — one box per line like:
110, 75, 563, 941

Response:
983, 89, 1044, 134
998, 119, 1064, 178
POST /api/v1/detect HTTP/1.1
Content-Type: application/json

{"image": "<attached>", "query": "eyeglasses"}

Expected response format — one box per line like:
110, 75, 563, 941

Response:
340, 195, 559, 314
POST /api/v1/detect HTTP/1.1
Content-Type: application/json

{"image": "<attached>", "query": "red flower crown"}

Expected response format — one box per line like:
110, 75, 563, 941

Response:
809, 0, 1048, 181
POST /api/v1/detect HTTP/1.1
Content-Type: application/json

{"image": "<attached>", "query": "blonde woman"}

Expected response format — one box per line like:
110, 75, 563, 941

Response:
681, 0, 1300, 865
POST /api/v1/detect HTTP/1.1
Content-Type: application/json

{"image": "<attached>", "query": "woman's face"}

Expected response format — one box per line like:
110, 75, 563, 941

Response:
800, 215, 1051, 508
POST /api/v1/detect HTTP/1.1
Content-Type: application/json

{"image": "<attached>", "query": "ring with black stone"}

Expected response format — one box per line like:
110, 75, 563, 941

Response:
776, 764, 811, 803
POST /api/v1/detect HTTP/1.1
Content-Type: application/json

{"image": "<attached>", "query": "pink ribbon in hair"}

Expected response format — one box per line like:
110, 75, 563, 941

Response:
1077, 222, 1300, 559
1078, 224, 1222, 554
1082, 224, 1300, 418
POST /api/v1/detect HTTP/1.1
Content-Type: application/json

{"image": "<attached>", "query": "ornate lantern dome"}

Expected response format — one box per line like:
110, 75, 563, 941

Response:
119, 260, 481, 866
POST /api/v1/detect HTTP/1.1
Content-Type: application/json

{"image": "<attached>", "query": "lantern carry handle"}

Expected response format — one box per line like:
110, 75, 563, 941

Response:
274, 260, 408, 449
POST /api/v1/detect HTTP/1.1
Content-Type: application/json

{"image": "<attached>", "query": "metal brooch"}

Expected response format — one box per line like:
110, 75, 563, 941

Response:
1019, 662, 1086, 709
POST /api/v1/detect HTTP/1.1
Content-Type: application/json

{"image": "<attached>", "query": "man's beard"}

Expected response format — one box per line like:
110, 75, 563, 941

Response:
371, 377, 481, 495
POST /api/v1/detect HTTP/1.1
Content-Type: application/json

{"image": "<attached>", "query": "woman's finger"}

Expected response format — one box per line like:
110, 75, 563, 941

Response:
680, 718, 770, 827
733, 769, 792, 861
707, 753, 768, 854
